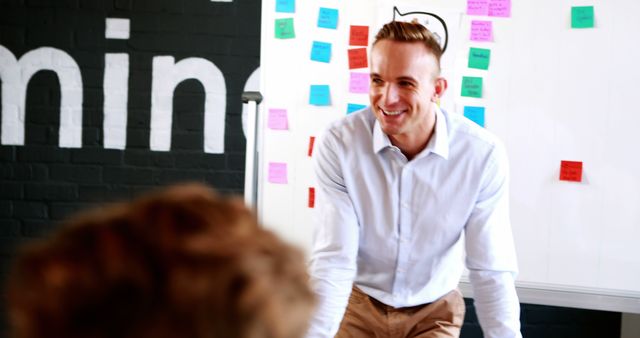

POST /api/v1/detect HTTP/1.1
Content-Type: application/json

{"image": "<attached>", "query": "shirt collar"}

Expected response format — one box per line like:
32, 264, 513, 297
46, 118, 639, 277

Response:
372, 106, 450, 160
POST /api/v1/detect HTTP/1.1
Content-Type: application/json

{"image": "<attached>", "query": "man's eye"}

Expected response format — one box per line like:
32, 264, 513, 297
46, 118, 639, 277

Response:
371, 78, 383, 85
399, 81, 413, 87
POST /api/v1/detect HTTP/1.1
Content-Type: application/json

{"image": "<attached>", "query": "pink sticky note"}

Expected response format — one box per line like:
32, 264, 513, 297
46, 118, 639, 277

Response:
268, 108, 288, 130
488, 0, 511, 17
470, 20, 493, 42
349, 72, 369, 94
467, 0, 489, 16
268, 162, 288, 184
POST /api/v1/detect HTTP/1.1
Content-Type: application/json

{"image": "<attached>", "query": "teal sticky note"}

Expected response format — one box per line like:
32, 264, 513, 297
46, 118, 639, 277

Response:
310, 85, 331, 106
461, 76, 483, 98
276, 0, 295, 13
318, 7, 339, 29
347, 103, 367, 114
572, 6, 594, 29
275, 18, 295, 39
311, 41, 332, 63
464, 106, 485, 127
468, 47, 491, 70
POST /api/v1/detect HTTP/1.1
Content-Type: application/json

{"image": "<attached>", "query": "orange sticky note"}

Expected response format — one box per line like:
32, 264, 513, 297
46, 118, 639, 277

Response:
308, 187, 316, 208
348, 48, 368, 69
308, 136, 316, 157
349, 25, 369, 46
559, 160, 583, 182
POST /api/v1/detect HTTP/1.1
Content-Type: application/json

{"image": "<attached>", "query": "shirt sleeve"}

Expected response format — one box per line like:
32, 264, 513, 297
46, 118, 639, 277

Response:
305, 129, 360, 338
464, 141, 522, 338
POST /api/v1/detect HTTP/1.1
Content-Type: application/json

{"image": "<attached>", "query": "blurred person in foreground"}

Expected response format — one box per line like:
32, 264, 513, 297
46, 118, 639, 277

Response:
6, 183, 315, 338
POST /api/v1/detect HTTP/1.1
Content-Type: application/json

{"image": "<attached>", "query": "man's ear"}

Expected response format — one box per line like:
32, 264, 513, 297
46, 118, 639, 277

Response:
432, 77, 448, 102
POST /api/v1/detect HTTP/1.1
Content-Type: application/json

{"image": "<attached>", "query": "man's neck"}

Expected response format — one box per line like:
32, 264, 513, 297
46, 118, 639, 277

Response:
390, 111, 437, 161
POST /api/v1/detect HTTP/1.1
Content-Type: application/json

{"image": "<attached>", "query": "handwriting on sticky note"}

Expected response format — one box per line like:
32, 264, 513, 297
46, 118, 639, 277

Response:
463, 106, 485, 127
308, 136, 315, 157
560, 161, 583, 182
467, 0, 489, 16
275, 0, 294, 13
309, 85, 331, 106
311, 41, 332, 63
347, 103, 367, 114
308, 187, 316, 208
268, 108, 288, 130
348, 48, 368, 69
470, 20, 493, 42
461, 76, 483, 98
349, 72, 369, 94
317, 7, 339, 29
268, 162, 288, 184
349, 25, 369, 46
275, 18, 295, 39
488, 0, 511, 17
468, 47, 491, 70
572, 6, 594, 29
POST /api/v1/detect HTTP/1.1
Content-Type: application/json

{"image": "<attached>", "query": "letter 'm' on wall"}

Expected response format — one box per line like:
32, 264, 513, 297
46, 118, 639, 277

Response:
0, 45, 83, 147
150, 56, 226, 154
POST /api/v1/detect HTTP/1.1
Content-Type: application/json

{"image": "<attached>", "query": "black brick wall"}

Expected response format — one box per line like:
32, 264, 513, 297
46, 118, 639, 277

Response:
0, 1, 623, 337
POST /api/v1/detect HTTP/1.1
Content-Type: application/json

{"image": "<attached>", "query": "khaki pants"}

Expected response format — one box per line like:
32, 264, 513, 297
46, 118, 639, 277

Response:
336, 286, 465, 338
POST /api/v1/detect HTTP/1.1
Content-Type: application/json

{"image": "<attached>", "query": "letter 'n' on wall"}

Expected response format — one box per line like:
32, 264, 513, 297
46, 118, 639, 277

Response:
0, 45, 83, 147
150, 56, 226, 154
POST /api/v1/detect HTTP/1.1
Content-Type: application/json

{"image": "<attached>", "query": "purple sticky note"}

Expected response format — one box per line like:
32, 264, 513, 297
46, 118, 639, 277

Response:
467, 0, 489, 16
268, 162, 288, 184
470, 20, 493, 42
268, 108, 288, 130
349, 72, 369, 94
488, 0, 511, 17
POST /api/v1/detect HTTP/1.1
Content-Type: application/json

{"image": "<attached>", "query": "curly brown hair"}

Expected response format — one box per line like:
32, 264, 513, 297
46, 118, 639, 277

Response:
6, 183, 315, 338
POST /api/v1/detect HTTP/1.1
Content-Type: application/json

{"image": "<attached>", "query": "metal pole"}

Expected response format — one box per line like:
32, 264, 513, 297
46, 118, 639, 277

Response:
241, 91, 263, 211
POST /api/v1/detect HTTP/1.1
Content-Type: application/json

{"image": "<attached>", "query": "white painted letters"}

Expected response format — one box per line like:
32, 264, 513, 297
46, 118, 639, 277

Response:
103, 53, 130, 149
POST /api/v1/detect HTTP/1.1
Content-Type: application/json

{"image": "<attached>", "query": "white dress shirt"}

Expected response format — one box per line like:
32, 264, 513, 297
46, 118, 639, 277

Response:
307, 107, 522, 338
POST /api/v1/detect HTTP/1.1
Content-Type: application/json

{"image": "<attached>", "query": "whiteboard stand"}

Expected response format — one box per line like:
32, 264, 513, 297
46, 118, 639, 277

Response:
241, 91, 263, 210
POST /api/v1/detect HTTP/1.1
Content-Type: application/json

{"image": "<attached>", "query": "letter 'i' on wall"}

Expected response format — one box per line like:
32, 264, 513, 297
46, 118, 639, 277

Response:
103, 18, 130, 150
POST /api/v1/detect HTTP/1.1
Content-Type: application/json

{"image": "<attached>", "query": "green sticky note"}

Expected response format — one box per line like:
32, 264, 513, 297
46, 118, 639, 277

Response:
275, 18, 295, 39
468, 47, 491, 70
571, 6, 594, 29
461, 76, 483, 98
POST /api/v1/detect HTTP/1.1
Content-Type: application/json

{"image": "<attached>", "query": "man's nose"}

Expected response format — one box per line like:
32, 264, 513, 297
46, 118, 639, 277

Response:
382, 85, 399, 106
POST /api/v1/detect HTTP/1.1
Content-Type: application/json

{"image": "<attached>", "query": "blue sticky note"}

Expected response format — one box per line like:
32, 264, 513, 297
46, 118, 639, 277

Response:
317, 7, 339, 29
464, 106, 485, 127
309, 85, 331, 106
276, 0, 295, 13
347, 103, 367, 114
310, 41, 332, 63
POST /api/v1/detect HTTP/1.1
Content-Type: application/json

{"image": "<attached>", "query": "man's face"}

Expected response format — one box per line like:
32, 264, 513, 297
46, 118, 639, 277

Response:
369, 40, 446, 145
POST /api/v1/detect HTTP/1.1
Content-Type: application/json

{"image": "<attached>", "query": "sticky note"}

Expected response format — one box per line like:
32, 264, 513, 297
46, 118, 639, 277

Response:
317, 7, 338, 29
559, 160, 583, 182
461, 76, 483, 98
467, 0, 489, 16
275, 18, 295, 39
348, 48, 368, 69
572, 6, 594, 29
470, 20, 493, 42
349, 25, 369, 46
308, 136, 315, 156
275, 0, 294, 13
468, 47, 491, 70
268, 108, 288, 130
268, 162, 288, 184
347, 103, 367, 114
308, 187, 316, 208
311, 41, 332, 63
488, 0, 511, 17
464, 106, 485, 127
349, 72, 370, 94
309, 85, 331, 106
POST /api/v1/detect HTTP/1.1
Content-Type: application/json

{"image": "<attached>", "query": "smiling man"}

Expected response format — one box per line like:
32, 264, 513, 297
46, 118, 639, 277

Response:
306, 21, 522, 338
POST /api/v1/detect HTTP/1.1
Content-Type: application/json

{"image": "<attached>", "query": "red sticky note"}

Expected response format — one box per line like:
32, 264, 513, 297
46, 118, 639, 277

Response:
348, 48, 368, 69
349, 25, 369, 46
308, 136, 316, 157
308, 187, 315, 208
559, 161, 583, 182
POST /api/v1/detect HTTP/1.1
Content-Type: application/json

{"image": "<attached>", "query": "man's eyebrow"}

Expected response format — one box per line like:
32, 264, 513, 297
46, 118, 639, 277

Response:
396, 76, 417, 82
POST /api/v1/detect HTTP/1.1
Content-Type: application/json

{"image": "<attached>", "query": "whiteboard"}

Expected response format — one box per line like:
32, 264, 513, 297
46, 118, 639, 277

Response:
256, 0, 640, 313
